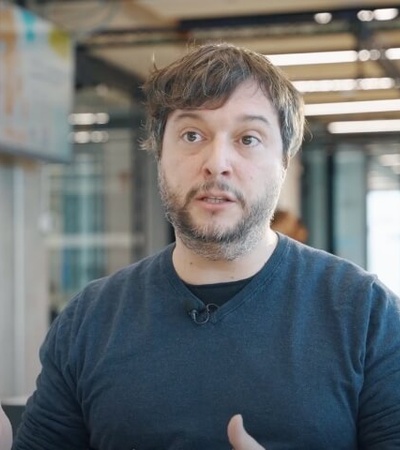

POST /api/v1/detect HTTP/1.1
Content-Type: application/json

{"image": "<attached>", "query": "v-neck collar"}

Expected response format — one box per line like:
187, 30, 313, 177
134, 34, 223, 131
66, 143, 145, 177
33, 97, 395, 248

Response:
161, 234, 291, 324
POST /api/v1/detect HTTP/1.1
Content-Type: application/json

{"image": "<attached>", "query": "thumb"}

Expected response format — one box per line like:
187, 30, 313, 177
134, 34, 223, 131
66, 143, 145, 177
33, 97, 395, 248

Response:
227, 414, 265, 450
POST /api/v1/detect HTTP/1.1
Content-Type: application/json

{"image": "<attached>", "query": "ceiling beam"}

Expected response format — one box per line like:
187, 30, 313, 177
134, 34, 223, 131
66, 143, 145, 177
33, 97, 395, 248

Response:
75, 50, 145, 99
79, 6, 400, 50
353, 22, 400, 86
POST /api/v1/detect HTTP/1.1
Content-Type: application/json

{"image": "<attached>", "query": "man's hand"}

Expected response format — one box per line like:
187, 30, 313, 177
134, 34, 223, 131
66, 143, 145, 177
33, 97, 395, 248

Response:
227, 414, 265, 450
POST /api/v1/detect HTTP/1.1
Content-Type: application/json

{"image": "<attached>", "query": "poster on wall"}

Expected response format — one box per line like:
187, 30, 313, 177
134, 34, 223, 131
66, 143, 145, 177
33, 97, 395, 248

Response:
0, 2, 75, 162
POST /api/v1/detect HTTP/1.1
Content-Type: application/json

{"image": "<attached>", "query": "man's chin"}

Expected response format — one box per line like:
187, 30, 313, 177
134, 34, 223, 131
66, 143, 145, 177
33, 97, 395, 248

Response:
191, 215, 241, 235
178, 231, 258, 261
188, 225, 240, 244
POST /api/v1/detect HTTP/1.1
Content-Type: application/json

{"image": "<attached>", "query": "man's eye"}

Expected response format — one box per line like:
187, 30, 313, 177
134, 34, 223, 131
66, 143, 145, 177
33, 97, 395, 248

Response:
183, 131, 201, 143
241, 135, 260, 146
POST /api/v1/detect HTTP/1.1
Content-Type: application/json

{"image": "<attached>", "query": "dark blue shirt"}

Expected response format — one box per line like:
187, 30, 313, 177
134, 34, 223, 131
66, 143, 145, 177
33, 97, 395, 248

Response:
13, 235, 400, 449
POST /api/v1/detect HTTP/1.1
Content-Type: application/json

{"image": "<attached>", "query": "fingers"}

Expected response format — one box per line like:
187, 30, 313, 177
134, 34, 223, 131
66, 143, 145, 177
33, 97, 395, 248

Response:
227, 414, 265, 450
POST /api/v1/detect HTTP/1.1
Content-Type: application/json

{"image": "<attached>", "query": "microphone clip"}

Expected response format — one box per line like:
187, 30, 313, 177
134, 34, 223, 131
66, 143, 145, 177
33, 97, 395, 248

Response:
189, 303, 219, 325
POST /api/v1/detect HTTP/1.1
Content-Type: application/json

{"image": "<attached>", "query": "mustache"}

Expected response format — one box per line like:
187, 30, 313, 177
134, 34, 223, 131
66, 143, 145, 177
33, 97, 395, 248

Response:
185, 181, 246, 208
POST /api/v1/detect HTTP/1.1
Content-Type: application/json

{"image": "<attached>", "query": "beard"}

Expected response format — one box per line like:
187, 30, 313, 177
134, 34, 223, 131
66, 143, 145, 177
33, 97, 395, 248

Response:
158, 167, 285, 261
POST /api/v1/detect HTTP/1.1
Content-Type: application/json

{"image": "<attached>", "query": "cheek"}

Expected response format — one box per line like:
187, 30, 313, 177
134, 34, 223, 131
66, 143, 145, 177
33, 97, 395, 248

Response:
160, 160, 191, 196
166, 156, 199, 184
244, 162, 285, 190
262, 158, 286, 177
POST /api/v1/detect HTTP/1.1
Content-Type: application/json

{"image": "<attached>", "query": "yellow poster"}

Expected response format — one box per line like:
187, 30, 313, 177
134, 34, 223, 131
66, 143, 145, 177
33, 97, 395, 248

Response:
0, 2, 74, 161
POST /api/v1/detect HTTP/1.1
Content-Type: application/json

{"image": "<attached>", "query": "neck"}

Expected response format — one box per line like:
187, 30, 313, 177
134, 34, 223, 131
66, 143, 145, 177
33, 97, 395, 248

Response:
172, 228, 278, 285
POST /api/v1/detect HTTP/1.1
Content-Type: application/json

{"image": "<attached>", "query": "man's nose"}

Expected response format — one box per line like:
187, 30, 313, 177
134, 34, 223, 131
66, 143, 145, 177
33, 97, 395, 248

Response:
201, 137, 233, 177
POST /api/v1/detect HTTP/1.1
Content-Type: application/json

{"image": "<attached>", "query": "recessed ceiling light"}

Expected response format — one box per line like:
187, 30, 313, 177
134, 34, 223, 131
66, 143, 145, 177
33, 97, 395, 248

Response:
305, 99, 400, 116
314, 12, 332, 24
328, 119, 400, 134
266, 48, 399, 66
293, 77, 394, 93
373, 8, 399, 21
358, 10, 374, 21
68, 112, 110, 125
268, 50, 358, 66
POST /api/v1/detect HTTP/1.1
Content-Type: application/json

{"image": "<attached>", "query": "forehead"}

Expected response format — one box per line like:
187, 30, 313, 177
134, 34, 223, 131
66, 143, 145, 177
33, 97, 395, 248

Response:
167, 80, 279, 127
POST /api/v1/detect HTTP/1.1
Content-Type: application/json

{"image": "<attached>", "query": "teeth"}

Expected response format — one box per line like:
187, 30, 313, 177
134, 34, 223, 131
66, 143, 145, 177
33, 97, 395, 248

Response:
205, 197, 225, 203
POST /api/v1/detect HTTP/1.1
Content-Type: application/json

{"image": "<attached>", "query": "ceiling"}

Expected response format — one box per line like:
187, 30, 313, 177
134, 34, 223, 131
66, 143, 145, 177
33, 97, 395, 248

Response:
24, 0, 400, 132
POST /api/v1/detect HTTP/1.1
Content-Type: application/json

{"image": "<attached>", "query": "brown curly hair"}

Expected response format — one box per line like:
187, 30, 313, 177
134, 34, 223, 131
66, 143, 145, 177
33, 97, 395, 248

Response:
141, 42, 305, 168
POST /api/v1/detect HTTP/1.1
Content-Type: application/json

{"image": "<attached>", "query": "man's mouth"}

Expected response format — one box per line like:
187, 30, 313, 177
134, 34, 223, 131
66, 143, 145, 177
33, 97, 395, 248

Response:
197, 190, 236, 203
202, 196, 231, 204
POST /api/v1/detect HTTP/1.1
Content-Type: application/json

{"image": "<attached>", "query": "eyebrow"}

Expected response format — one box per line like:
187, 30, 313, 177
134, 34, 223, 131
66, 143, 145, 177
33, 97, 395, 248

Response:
171, 111, 272, 127
238, 114, 271, 127
170, 112, 203, 123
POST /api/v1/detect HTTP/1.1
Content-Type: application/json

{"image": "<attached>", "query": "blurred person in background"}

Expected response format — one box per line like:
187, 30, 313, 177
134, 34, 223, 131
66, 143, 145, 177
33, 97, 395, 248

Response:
13, 42, 400, 450
270, 208, 308, 243
0, 405, 12, 450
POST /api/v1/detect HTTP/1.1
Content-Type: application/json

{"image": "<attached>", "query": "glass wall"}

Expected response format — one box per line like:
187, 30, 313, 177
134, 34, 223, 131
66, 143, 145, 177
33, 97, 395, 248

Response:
367, 142, 400, 296
302, 134, 400, 296
44, 86, 168, 316
46, 129, 135, 314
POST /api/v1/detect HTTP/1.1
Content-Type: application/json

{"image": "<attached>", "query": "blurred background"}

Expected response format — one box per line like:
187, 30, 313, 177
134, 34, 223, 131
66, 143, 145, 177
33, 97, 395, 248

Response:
1, 0, 399, 403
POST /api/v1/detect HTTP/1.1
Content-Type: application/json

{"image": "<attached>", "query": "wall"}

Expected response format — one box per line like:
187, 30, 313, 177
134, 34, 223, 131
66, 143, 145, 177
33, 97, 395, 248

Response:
0, 156, 49, 398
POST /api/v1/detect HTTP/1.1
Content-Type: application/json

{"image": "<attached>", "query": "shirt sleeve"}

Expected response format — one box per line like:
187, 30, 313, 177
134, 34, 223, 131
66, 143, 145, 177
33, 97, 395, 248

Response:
0, 406, 12, 450
358, 280, 400, 448
12, 300, 90, 450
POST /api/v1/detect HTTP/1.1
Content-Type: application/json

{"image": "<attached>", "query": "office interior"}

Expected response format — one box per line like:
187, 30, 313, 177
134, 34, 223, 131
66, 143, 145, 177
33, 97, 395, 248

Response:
1, 0, 400, 416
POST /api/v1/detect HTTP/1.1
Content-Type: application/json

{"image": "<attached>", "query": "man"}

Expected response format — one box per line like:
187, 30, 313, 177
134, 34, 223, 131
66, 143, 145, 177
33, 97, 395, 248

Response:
13, 43, 400, 449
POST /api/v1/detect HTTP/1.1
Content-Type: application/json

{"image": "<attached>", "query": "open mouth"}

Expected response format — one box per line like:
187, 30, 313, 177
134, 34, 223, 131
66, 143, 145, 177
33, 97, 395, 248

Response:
202, 196, 232, 204
197, 190, 236, 203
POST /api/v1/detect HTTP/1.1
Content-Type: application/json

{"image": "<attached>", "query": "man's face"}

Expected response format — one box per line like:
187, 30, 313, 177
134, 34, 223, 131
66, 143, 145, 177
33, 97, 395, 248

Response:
158, 80, 286, 260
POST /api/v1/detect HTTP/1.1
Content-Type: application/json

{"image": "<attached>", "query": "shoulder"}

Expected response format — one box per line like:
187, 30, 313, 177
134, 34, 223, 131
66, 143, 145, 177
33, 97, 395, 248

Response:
80, 244, 173, 299
42, 245, 174, 354
279, 234, 376, 282
65, 244, 173, 311
273, 236, 400, 349
276, 234, 399, 308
